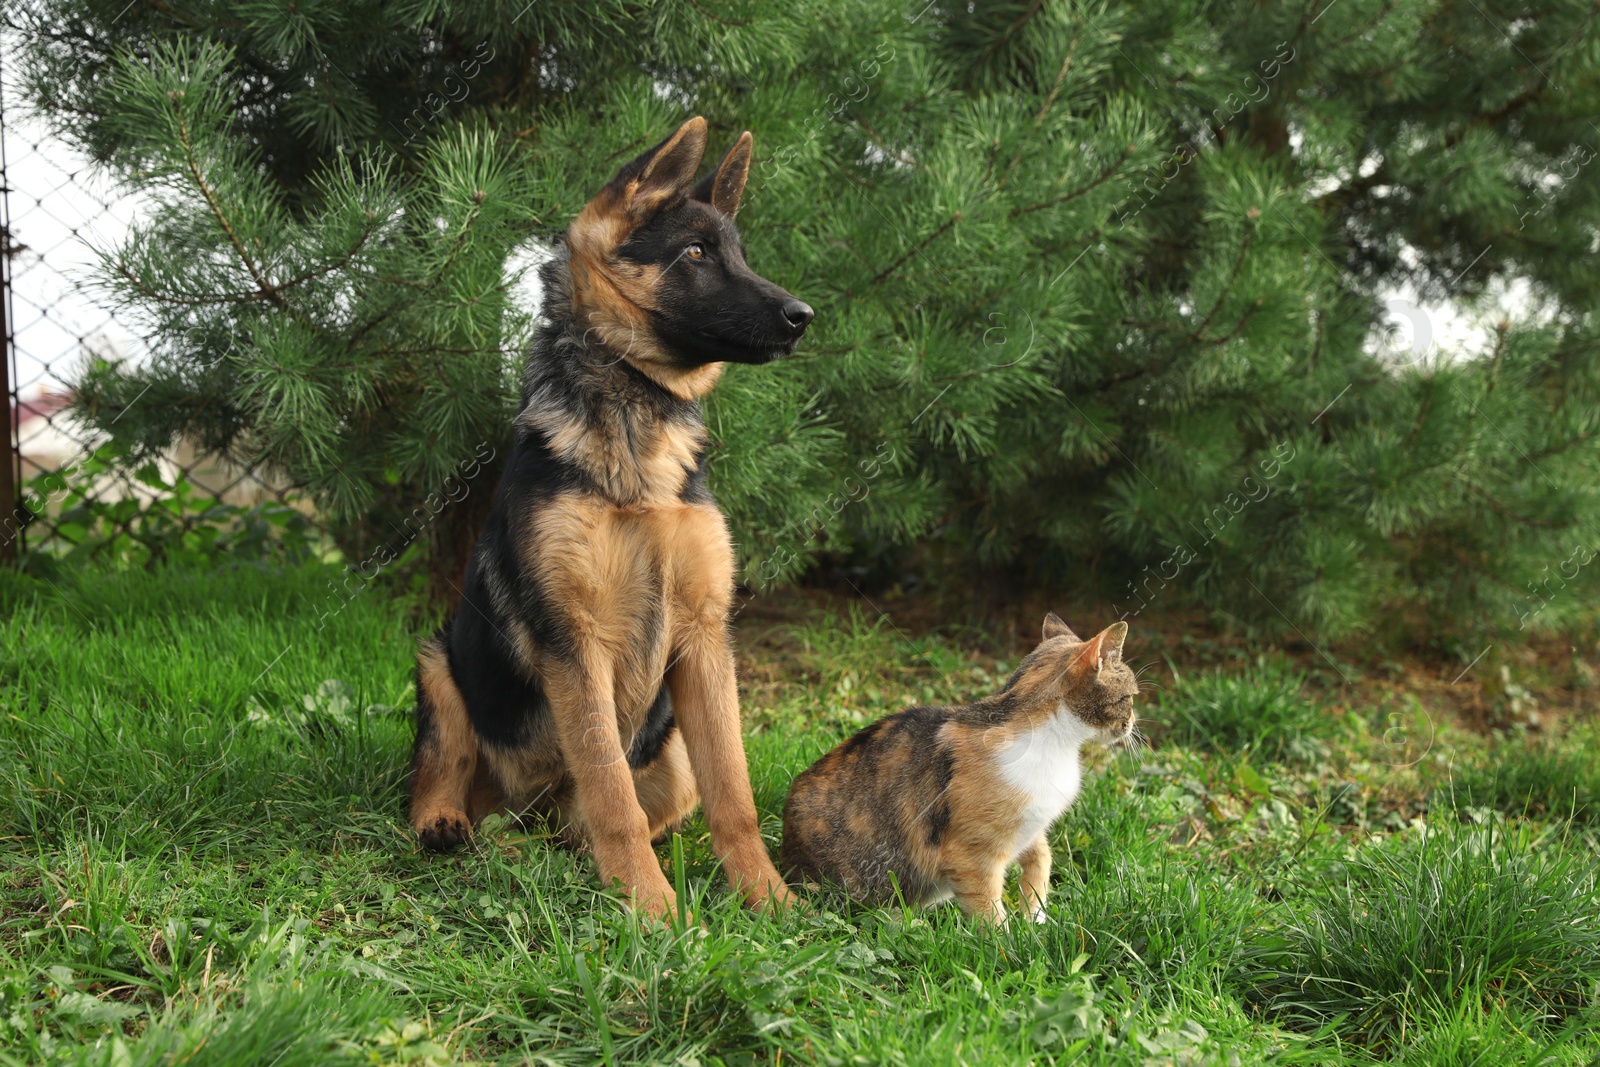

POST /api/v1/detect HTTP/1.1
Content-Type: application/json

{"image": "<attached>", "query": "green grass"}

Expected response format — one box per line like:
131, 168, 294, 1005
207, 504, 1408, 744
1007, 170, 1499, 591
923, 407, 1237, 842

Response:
1242, 821, 1600, 1049
1448, 729, 1600, 825
1, 565, 1598, 1065
1155, 657, 1335, 763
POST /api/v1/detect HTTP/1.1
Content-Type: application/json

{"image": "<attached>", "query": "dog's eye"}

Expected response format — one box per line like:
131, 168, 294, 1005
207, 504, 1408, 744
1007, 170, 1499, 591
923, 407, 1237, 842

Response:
686, 242, 706, 260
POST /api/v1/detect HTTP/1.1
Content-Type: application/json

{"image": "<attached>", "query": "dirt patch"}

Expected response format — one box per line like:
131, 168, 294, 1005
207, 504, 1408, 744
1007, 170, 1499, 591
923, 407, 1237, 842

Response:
731, 584, 1600, 739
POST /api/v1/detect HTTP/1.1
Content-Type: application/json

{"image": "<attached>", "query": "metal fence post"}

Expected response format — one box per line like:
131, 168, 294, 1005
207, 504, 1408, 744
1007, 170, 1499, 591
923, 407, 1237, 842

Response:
0, 38, 20, 564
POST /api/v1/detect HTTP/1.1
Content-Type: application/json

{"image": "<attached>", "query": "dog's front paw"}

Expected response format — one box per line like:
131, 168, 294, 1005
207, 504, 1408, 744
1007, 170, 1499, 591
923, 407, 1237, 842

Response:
415, 808, 471, 852
621, 872, 679, 922
748, 875, 795, 913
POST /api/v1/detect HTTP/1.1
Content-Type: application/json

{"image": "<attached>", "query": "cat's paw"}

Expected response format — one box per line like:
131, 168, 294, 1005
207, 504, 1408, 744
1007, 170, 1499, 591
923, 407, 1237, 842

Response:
975, 901, 1008, 926
1030, 907, 1049, 925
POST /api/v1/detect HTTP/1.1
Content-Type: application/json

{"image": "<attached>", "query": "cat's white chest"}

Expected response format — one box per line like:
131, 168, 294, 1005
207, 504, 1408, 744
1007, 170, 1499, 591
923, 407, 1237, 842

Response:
994, 705, 1090, 852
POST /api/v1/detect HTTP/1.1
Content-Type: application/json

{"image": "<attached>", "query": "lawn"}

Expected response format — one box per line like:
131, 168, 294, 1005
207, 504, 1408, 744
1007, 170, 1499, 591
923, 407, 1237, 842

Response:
1, 564, 1597, 1065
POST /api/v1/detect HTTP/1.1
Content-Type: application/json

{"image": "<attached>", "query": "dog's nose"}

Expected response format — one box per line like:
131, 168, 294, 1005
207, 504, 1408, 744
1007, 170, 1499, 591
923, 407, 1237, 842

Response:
781, 299, 815, 333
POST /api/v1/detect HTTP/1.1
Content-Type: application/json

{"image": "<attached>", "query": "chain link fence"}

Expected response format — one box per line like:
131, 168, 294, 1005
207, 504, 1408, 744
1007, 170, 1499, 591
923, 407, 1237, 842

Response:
2, 31, 320, 563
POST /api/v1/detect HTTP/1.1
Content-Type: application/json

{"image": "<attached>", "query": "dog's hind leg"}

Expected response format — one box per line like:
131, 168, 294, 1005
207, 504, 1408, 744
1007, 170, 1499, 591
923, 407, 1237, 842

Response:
633, 729, 699, 844
410, 634, 480, 851
466, 762, 508, 824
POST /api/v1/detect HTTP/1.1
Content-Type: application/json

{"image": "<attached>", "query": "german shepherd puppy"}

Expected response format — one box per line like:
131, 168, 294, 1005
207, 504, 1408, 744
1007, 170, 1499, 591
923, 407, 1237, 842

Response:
407, 118, 811, 917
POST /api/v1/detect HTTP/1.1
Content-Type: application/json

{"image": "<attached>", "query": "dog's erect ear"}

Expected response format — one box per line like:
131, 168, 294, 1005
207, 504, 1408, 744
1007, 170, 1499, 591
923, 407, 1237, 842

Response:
611, 116, 709, 219
690, 131, 753, 217
1042, 612, 1078, 642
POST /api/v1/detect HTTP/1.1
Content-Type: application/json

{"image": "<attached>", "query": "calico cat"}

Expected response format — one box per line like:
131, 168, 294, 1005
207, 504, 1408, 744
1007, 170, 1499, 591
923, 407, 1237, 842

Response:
780, 614, 1136, 923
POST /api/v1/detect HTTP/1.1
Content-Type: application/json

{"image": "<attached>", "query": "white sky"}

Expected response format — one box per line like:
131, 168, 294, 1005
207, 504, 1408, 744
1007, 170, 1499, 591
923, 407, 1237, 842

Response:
4, 68, 155, 402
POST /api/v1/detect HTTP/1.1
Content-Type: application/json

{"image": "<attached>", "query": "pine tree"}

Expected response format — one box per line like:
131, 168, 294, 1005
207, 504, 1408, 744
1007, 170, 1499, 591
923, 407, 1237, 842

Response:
21, 35, 540, 601
10, 0, 1600, 653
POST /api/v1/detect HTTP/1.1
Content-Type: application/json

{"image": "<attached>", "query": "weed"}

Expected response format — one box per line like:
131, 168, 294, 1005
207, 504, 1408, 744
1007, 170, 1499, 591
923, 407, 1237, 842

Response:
1448, 726, 1600, 826
1242, 820, 1600, 1050
1156, 656, 1332, 763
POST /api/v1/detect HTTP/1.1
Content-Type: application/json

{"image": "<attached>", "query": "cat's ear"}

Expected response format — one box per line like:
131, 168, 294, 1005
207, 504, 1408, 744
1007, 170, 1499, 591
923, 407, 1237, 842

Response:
1098, 621, 1128, 661
1067, 622, 1128, 680
1042, 612, 1078, 642
1067, 630, 1107, 681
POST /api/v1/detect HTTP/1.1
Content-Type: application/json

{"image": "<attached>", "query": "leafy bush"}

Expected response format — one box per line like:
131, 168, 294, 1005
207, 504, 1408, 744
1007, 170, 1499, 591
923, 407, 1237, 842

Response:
1155, 657, 1330, 763
1241, 822, 1600, 1049
16, 445, 319, 570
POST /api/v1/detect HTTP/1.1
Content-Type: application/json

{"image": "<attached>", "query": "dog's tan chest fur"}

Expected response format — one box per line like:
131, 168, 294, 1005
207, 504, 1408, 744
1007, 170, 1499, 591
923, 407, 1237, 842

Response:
525, 492, 732, 703
522, 404, 707, 506
479, 492, 733, 809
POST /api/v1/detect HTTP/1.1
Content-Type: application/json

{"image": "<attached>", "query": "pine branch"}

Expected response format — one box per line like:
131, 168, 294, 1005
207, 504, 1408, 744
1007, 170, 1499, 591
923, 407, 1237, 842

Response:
978, 0, 1047, 63
174, 106, 292, 314
869, 212, 962, 287
1011, 150, 1133, 216
1190, 228, 1256, 341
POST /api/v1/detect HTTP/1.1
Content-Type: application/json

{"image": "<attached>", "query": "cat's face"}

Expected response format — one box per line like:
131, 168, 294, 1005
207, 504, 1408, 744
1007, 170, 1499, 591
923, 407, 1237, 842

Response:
1027, 614, 1138, 742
